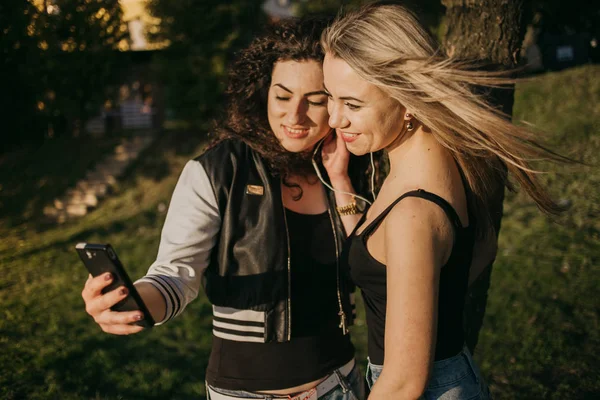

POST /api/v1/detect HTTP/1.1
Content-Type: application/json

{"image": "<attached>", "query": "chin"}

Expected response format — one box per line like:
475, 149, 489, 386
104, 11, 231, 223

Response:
345, 142, 369, 156
281, 138, 321, 154
280, 141, 311, 154
347, 149, 368, 156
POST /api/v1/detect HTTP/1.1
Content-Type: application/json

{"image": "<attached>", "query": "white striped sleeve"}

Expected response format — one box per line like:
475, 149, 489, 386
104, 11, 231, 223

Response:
135, 159, 221, 325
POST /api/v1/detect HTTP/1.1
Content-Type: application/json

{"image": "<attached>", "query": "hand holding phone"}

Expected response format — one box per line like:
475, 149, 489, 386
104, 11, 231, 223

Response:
77, 243, 154, 330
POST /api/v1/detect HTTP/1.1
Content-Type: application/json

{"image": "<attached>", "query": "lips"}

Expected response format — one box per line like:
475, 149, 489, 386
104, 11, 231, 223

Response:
339, 130, 360, 143
283, 125, 310, 139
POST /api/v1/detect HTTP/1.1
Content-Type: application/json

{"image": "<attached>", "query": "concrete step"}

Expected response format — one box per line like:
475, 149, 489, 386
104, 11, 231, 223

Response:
43, 134, 156, 223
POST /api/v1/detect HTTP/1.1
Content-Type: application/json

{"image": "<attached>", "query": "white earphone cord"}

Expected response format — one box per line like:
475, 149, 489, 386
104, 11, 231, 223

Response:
311, 137, 376, 206
370, 151, 377, 202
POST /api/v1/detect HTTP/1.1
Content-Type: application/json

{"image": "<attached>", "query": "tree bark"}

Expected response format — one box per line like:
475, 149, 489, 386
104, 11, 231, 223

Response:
441, 0, 527, 355
443, 0, 524, 66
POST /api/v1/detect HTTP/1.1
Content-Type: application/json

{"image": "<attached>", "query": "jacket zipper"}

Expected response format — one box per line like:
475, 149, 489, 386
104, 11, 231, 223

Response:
327, 205, 349, 335
281, 187, 292, 341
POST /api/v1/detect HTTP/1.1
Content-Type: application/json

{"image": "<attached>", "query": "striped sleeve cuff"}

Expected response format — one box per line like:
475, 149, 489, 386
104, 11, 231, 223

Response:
135, 275, 185, 325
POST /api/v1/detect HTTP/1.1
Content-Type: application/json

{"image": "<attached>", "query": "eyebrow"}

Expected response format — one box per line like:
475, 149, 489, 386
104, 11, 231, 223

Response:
322, 84, 364, 103
273, 83, 328, 97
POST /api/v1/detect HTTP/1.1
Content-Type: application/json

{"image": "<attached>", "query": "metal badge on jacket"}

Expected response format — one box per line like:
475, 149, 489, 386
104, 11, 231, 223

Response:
245, 185, 264, 196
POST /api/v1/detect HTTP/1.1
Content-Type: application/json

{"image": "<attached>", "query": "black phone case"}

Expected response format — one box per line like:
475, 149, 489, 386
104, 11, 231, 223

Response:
76, 243, 155, 328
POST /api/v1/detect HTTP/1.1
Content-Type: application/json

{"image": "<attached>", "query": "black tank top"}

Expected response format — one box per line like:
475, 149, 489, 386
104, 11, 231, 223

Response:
205, 209, 354, 391
343, 189, 475, 364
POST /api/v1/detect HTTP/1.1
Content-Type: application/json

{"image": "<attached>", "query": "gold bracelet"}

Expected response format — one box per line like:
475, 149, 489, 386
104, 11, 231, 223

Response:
336, 199, 359, 216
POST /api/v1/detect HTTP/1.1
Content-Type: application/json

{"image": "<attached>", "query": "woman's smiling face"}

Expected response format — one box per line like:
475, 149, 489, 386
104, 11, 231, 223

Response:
323, 53, 406, 156
267, 59, 331, 153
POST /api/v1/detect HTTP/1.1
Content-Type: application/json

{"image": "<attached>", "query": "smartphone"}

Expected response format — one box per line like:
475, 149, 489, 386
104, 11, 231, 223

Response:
76, 242, 154, 328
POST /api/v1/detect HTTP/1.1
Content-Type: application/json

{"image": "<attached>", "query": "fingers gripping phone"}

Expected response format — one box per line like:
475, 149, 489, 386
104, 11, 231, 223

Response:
76, 243, 155, 328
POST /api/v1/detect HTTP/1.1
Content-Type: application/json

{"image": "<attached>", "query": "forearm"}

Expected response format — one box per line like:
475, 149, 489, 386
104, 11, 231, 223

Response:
368, 372, 423, 400
330, 175, 362, 236
135, 281, 167, 324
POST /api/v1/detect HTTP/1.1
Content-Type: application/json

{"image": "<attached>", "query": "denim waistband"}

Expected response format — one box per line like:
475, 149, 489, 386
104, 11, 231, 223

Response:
207, 358, 356, 400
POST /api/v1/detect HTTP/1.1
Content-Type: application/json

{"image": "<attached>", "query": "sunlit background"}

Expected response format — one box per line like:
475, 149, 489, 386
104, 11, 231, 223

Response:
0, 1, 598, 399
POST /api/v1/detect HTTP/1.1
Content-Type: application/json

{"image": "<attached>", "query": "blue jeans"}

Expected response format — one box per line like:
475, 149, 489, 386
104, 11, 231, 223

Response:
207, 361, 365, 400
366, 347, 491, 400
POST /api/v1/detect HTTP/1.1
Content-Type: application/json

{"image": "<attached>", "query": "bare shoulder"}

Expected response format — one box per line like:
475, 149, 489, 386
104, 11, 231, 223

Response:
384, 196, 454, 235
406, 142, 469, 227
383, 195, 455, 265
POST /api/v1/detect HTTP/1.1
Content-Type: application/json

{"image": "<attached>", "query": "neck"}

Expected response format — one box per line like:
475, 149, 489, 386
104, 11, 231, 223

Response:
285, 172, 319, 186
386, 125, 423, 173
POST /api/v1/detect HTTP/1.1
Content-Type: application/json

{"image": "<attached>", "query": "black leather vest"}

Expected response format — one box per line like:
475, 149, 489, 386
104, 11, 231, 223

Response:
197, 139, 355, 342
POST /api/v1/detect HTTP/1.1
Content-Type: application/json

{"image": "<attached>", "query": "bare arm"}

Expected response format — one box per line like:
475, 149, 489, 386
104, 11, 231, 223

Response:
321, 131, 362, 235
330, 175, 362, 235
368, 198, 454, 399
134, 282, 167, 323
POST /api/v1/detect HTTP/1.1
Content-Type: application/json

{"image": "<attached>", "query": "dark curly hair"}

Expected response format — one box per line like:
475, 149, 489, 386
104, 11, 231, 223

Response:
215, 17, 375, 198
215, 17, 327, 177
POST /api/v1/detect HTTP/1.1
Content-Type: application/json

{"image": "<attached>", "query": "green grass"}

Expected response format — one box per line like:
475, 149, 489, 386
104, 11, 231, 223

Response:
475, 65, 600, 400
0, 130, 215, 400
1, 64, 599, 399
0, 136, 120, 227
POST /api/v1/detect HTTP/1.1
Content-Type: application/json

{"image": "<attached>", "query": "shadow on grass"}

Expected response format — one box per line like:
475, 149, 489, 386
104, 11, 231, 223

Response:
46, 333, 210, 399
0, 137, 120, 227
121, 128, 215, 184
0, 128, 213, 231
2, 314, 213, 400
0, 208, 161, 263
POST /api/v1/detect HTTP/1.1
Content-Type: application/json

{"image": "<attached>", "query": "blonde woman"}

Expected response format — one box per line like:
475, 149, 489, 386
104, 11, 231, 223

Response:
321, 3, 569, 399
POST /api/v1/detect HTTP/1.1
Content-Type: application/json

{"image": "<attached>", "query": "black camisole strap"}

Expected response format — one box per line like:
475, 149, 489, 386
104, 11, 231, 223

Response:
359, 189, 464, 240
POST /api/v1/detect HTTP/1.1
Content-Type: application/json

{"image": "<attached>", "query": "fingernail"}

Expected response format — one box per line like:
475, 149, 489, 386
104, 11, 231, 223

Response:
134, 314, 144, 321
120, 288, 128, 295
104, 273, 112, 281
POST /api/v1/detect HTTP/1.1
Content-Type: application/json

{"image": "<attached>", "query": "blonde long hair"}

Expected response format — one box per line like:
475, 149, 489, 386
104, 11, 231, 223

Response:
321, 3, 570, 235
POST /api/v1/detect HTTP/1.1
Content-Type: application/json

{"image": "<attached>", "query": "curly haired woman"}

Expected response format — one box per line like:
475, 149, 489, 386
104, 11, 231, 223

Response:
81, 18, 368, 400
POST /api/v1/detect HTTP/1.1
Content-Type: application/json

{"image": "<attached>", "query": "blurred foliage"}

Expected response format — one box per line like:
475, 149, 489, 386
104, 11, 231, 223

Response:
2, 0, 596, 152
299, 0, 445, 38
0, 1, 43, 147
0, 1, 128, 150
530, 0, 600, 36
146, 0, 266, 124
299, 0, 600, 43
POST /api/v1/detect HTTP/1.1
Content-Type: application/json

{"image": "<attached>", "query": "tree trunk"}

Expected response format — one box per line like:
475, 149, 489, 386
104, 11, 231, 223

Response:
441, 0, 527, 355
443, 0, 526, 116
443, 0, 524, 66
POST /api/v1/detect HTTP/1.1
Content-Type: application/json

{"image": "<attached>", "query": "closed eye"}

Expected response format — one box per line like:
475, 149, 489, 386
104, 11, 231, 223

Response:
276, 96, 290, 101
345, 102, 361, 111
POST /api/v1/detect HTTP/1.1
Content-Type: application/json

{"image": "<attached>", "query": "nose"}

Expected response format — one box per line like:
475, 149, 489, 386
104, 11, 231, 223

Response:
286, 99, 308, 126
328, 101, 347, 129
